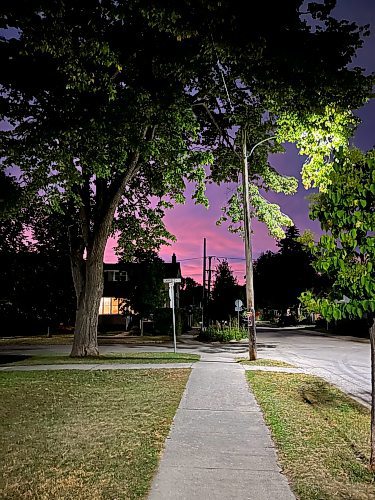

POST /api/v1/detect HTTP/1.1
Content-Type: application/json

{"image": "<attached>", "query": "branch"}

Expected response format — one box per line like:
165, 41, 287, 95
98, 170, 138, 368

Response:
192, 102, 241, 159
68, 222, 86, 304
91, 148, 142, 259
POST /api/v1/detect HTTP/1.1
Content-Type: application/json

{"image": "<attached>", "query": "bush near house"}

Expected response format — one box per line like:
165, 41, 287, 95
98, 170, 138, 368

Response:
199, 326, 247, 342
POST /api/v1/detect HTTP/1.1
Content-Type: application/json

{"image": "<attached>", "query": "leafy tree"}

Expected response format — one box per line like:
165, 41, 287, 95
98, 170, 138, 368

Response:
211, 261, 243, 323
300, 149, 375, 469
1, 1, 211, 355
187, 2, 371, 358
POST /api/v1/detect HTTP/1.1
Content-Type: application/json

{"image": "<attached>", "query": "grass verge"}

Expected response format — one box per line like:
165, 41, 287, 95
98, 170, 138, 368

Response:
238, 358, 296, 368
4, 352, 200, 366
0, 369, 190, 499
0, 335, 171, 346
247, 371, 375, 499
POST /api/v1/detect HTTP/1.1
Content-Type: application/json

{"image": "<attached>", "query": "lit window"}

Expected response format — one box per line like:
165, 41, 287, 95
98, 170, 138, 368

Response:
112, 297, 120, 314
102, 297, 111, 314
99, 297, 125, 315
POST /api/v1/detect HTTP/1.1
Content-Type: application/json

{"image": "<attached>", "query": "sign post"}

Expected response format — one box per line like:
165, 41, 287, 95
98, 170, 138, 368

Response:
234, 299, 243, 329
163, 278, 181, 353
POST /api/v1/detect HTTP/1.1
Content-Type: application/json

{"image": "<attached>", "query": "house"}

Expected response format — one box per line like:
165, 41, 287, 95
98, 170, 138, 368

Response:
98, 254, 182, 331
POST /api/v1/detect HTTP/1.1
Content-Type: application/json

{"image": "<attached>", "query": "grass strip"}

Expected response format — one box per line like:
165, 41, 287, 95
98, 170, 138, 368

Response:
238, 358, 296, 368
247, 371, 375, 499
0, 369, 190, 499
0, 335, 171, 345
4, 352, 200, 366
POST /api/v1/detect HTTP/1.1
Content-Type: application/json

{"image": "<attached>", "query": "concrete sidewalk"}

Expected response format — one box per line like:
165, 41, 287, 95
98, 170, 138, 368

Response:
148, 356, 295, 500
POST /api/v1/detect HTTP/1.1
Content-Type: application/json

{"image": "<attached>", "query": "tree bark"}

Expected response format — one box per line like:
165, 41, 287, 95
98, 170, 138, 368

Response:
70, 254, 104, 357
370, 316, 375, 470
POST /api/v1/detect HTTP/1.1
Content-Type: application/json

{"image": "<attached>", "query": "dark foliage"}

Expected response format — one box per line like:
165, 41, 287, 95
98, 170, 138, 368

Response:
254, 227, 317, 311
211, 261, 244, 322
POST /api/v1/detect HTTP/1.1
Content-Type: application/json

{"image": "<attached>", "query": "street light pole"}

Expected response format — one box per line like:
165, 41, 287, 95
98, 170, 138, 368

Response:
241, 128, 257, 360
242, 131, 276, 360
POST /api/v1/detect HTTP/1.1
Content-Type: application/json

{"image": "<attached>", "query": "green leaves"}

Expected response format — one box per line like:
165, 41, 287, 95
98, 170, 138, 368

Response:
217, 182, 294, 239
277, 106, 357, 192
301, 149, 375, 322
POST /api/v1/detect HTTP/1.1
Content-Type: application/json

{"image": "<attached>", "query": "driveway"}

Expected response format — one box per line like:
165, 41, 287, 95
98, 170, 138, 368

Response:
0, 328, 371, 406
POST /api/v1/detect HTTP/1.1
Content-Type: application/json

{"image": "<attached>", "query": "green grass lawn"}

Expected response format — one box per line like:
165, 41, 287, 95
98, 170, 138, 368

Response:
247, 371, 375, 499
5, 352, 200, 366
0, 369, 190, 499
238, 358, 296, 368
0, 335, 171, 346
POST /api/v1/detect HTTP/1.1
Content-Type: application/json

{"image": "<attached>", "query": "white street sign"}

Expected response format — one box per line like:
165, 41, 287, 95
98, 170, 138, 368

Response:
235, 299, 243, 308
163, 280, 179, 354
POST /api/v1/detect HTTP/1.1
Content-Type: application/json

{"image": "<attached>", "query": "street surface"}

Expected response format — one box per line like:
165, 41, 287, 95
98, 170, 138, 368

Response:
255, 329, 371, 407
0, 328, 371, 406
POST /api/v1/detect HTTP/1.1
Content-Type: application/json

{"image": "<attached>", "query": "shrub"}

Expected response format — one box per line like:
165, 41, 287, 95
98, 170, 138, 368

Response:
199, 326, 247, 342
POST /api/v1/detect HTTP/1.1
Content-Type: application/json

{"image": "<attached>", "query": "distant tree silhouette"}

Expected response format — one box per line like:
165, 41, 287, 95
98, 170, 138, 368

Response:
0, 201, 76, 334
254, 227, 317, 312
180, 277, 201, 308
211, 261, 243, 322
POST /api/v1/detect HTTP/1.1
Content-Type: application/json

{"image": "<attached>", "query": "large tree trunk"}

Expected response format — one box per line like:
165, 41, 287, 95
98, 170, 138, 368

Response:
370, 316, 375, 470
68, 150, 141, 357
70, 255, 104, 357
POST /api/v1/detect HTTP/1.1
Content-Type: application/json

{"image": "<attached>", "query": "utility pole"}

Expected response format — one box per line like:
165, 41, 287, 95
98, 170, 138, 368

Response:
202, 237, 207, 330
207, 256, 213, 326
242, 128, 257, 360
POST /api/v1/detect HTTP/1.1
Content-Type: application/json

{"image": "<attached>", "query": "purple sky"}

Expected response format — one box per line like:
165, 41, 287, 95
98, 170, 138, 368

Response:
104, 0, 375, 283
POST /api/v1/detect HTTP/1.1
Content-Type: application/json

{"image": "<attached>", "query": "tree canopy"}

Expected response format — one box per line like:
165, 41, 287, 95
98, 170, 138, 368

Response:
0, 196, 76, 333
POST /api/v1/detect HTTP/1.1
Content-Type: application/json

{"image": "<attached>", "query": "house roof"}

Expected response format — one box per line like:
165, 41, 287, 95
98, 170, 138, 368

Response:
103, 260, 182, 279
163, 262, 182, 279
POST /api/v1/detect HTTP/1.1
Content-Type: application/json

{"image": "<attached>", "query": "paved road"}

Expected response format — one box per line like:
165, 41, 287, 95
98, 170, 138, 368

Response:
0, 328, 371, 405
257, 329, 371, 406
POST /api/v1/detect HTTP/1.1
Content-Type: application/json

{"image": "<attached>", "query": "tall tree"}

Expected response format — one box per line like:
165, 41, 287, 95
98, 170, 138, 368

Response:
300, 149, 375, 469
0, 2, 210, 355
188, 2, 371, 358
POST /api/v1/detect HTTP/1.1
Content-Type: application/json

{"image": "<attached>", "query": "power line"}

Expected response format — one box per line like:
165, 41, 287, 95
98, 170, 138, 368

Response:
179, 256, 246, 262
